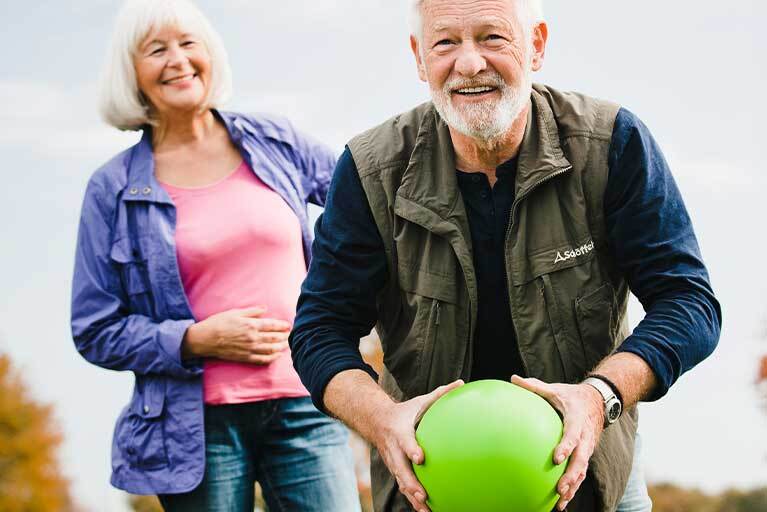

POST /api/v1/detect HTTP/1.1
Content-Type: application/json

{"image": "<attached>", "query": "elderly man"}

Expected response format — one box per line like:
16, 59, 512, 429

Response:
290, 0, 721, 510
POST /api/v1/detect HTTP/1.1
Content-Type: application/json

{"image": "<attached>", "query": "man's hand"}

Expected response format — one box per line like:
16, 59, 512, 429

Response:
372, 380, 465, 512
511, 375, 605, 511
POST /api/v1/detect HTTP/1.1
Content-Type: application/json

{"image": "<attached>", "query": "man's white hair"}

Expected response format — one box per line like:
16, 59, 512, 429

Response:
408, 0, 544, 42
98, 0, 232, 131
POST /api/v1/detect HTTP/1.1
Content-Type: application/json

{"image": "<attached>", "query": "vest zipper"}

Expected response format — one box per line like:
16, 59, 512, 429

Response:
503, 165, 573, 378
435, 300, 441, 326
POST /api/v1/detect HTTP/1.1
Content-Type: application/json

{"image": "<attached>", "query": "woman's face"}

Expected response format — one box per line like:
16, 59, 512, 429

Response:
134, 25, 211, 118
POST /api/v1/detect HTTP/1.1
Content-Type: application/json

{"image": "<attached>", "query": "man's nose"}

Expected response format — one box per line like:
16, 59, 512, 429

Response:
454, 42, 487, 77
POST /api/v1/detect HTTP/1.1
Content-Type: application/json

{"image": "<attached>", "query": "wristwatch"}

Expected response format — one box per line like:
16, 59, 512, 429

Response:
583, 376, 622, 428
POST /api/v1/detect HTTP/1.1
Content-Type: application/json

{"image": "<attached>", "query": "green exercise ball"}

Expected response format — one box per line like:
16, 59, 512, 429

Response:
413, 379, 566, 512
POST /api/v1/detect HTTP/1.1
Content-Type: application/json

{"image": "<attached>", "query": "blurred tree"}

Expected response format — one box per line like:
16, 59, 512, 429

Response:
127, 495, 162, 512
649, 484, 767, 512
649, 483, 721, 512
718, 487, 767, 512
0, 353, 77, 512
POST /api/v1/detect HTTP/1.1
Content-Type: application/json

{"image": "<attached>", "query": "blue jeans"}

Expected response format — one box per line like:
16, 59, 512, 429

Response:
159, 397, 360, 512
616, 433, 653, 512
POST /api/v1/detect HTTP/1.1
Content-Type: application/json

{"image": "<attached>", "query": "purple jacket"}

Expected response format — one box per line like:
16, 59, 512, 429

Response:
70, 110, 335, 494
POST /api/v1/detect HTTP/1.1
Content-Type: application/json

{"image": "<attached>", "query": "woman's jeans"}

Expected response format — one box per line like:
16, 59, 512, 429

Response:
159, 396, 360, 512
616, 433, 653, 512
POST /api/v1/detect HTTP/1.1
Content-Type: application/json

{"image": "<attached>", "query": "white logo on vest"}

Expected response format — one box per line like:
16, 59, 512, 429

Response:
554, 240, 595, 264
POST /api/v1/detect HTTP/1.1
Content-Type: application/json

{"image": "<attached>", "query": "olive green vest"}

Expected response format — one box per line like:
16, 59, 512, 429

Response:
348, 84, 637, 512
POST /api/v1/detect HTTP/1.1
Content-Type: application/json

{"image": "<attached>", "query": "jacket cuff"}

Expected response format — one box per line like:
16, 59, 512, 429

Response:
157, 319, 203, 378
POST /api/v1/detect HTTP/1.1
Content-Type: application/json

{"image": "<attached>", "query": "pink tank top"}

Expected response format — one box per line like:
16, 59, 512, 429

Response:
161, 161, 309, 404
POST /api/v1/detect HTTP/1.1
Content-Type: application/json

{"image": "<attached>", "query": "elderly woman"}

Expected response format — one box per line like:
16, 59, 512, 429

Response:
70, 0, 360, 510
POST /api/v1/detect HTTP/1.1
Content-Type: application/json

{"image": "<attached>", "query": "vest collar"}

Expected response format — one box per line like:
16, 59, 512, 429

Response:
516, 87, 573, 198
396, 85, 573, 220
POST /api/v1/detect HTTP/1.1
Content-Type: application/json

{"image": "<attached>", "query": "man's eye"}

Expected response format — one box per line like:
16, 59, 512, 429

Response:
435, 39, 454, 47
487, 34, 505, 41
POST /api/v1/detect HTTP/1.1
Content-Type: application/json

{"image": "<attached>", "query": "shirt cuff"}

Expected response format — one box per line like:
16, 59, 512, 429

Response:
616, 336, 675, 401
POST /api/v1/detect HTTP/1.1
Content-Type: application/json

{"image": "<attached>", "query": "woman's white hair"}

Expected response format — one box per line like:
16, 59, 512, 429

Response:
409, 0, 544, 42
98, 0, 232, 131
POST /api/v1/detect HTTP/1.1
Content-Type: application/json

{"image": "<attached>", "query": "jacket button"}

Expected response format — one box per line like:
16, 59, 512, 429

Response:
129, 187, 139, 195
143, 405, 150, 414
142, 187, 152, 195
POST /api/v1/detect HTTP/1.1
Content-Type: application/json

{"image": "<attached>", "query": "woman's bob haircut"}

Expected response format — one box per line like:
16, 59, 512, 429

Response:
99, 0, 232, 131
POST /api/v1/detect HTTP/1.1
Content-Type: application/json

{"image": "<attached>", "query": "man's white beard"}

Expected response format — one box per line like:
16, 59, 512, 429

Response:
430, 69, 532, 143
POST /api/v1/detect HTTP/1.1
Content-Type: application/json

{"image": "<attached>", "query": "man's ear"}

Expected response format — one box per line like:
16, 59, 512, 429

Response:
530, 21, 548, 72
410, 35, 428, 82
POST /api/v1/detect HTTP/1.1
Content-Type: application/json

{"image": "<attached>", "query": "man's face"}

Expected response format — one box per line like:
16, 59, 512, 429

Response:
412, 0, 546, 141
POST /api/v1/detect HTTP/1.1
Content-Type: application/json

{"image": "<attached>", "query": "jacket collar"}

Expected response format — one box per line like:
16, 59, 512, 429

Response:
123, 109, 244, 205
396, 85, 572, 219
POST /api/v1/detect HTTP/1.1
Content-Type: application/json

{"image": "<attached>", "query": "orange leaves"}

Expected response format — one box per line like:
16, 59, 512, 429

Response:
0, 354, 77, 512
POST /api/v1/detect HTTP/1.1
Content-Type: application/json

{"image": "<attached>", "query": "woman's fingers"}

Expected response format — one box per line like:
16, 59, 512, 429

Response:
251, 318, 292, 332
237, 306, 267, 317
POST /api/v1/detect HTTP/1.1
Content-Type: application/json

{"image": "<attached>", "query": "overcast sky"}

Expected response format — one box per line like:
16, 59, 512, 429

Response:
1, 1, 765, 510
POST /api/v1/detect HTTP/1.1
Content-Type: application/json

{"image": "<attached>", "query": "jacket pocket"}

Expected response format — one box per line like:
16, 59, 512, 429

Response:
110, 237, 154, 314
125, 377, 168, 469
575, 282, 618, 373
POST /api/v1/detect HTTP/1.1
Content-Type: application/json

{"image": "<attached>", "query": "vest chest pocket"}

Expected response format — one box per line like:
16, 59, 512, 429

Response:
394, 265, 459, 396
110, 237, 154, 315
513, 239, 603, 382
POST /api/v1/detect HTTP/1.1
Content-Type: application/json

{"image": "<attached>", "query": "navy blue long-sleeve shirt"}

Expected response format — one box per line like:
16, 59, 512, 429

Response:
290, 108, 722, 411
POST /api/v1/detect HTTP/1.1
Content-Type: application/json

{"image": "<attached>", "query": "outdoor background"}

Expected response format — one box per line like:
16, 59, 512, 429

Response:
1, 0, 765, 510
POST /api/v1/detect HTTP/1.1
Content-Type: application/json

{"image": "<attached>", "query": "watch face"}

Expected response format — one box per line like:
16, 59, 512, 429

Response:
607, 401, 622, 422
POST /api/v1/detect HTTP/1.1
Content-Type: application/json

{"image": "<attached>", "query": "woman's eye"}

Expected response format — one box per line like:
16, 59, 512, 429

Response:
150, 47, 165, 56
181, 40, 196, 47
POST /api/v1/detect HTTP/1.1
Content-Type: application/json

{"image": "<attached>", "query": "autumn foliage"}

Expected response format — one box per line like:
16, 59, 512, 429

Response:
0, 353, 76, 512
649, 484, 767, 512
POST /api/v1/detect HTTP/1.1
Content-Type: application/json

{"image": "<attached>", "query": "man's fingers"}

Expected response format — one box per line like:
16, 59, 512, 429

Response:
557, 439, 592, 502
415, 379, 464, 424
400, 431, 425, 466
554, 417, 580, 465
390, 448, 430, 512
511, 375, 554, 399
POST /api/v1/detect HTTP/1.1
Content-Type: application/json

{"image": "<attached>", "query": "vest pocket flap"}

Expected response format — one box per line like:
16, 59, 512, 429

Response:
511, 239, 596, 285
398, 264, 458, 304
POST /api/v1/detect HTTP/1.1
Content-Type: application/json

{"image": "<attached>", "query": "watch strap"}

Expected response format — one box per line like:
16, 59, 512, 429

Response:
588, 373, 624, 406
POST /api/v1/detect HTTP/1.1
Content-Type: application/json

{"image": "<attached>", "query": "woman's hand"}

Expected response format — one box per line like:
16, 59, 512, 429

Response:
181, 307, 291, 364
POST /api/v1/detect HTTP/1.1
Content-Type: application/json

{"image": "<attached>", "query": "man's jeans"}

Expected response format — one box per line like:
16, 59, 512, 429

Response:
616, 433, 653, 512
159, 397, 360, 512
